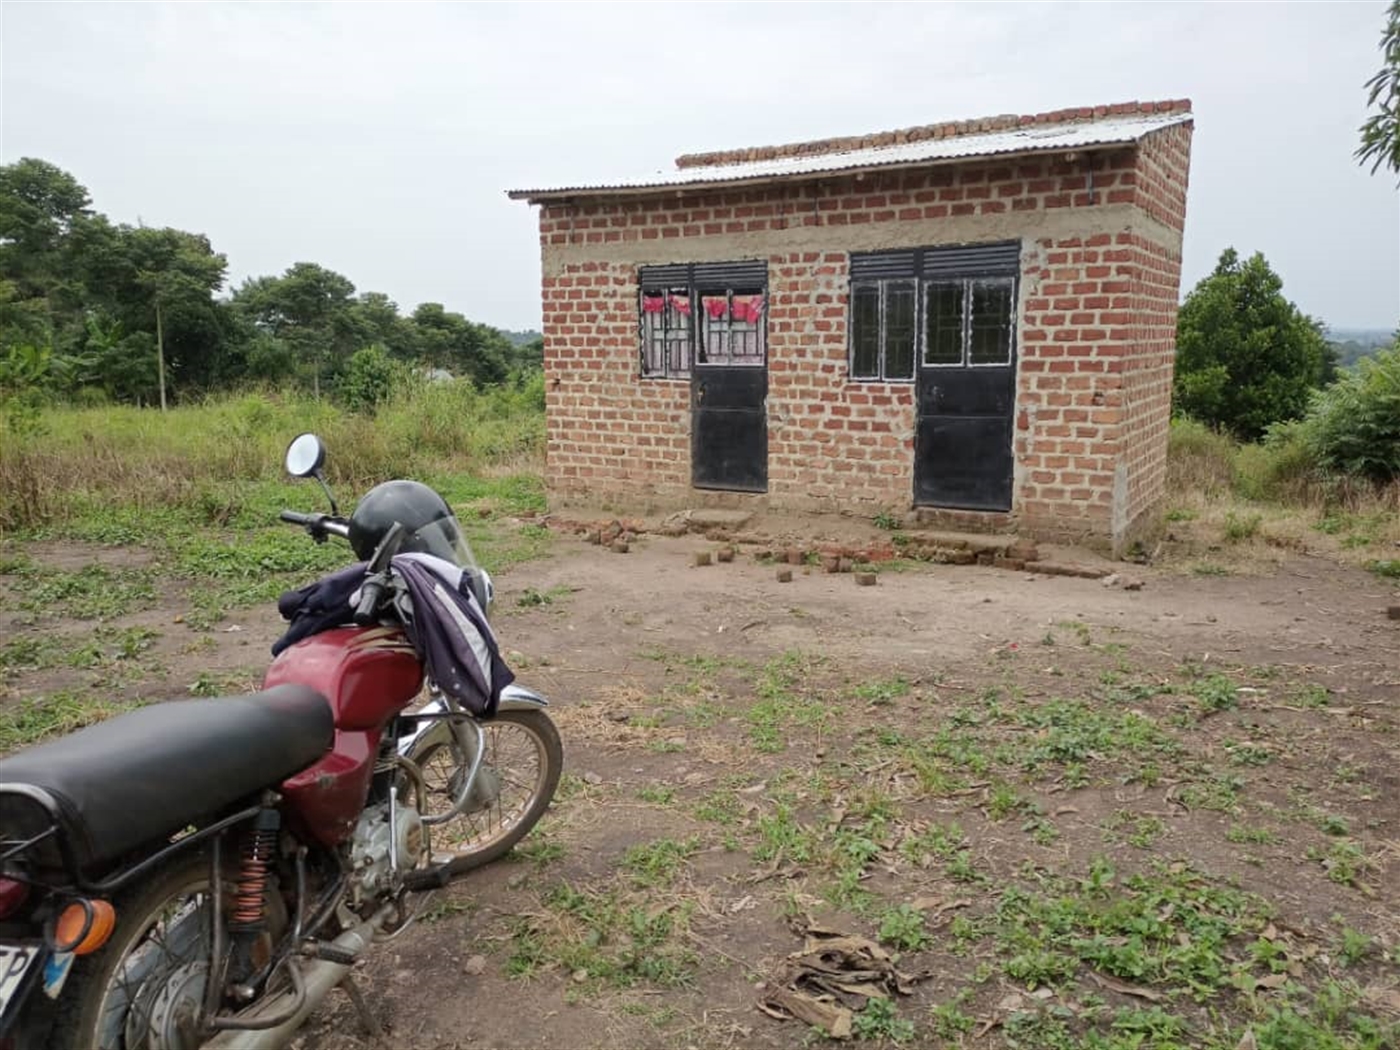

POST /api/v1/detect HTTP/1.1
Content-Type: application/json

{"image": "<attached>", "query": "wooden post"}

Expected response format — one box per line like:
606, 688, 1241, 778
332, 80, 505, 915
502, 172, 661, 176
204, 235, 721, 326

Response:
156, 299, 167, 412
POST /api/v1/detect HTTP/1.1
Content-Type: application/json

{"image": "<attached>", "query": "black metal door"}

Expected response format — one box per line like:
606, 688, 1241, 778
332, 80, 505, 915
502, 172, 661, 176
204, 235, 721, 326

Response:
914, 275, 1017, 511
692, 367, 766, 492
689, 262, 768, 493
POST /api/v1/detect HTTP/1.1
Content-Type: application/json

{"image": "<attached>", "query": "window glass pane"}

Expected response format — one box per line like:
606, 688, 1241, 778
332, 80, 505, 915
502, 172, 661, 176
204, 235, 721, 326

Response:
884, 282, 916, 379
641, 288, 691, 377
729, 292, 765, 365
696, 288, 765, 366
641, 292, 666, 376
667, 292, 692, 376
850, 284, 880, 378
698, 292, 728, 365
969, 279, 1014, 366
924, 283, 964, 366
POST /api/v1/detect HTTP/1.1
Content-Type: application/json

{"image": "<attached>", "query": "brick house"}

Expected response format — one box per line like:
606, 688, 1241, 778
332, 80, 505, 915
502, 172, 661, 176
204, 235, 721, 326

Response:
509, 100, 1193, 553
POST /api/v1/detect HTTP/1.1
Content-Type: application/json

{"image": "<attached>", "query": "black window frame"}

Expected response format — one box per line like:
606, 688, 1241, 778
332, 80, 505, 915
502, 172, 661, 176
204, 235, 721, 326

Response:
848, 242, 1020, 381
638, 261, 767, 380
850, 279, 917, 381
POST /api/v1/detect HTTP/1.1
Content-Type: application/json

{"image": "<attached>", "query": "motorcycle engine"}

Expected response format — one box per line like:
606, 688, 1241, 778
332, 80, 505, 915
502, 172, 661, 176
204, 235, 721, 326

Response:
348, 800, 424, 905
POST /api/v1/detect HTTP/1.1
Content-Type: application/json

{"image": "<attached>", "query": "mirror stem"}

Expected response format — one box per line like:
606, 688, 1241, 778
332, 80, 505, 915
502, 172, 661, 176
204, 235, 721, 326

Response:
313, 470, 340, 517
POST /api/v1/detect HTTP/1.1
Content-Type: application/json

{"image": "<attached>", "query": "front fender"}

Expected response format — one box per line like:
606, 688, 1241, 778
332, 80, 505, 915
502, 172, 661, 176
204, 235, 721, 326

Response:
498, 682, 550, 711
397, 683, 551, 757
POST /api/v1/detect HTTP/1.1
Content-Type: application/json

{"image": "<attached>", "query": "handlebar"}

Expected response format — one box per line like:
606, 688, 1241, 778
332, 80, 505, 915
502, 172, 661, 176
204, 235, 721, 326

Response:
352, 576, 386, 625
281, 509, 397, 625
352, 522, 405, 626
279, 510, 350, 541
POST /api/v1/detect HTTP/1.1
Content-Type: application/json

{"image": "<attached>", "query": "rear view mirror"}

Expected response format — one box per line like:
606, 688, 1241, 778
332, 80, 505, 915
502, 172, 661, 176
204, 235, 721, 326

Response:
285, 434, 326, 479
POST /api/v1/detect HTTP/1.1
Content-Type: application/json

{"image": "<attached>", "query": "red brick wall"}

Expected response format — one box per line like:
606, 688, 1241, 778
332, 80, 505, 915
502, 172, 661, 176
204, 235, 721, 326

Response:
535, 124, 1192, 549
1121, 122, 1193, 544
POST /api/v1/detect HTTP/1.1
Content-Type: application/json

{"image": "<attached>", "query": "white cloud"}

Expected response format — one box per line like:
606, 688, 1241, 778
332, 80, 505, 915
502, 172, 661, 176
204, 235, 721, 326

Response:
1, 0, 1396, 329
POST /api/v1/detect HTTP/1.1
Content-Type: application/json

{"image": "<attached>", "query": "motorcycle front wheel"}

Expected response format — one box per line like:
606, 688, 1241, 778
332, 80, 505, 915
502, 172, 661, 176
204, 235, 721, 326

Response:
409, 708, 563, 874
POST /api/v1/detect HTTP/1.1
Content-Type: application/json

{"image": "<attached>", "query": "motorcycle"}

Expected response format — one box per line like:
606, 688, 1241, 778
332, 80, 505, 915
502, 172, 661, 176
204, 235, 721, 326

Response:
0, 433, 562, 1049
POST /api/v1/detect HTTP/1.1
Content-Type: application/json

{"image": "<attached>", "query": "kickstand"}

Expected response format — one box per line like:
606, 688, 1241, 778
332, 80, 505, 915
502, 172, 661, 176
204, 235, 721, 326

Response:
341, 974, 383, 1040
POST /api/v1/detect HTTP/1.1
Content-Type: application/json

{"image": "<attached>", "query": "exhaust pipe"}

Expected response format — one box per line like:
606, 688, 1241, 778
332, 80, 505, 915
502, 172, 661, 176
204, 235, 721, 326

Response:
204, 904, 393, 1050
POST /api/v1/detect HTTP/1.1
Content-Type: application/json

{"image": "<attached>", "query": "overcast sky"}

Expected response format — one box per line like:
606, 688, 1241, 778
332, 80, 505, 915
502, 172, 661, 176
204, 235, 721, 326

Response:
2, 1, 1397, 332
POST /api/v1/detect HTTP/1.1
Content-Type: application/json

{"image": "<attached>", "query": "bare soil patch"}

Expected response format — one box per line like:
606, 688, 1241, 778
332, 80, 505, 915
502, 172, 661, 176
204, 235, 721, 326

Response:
2, 526, 1397, 1049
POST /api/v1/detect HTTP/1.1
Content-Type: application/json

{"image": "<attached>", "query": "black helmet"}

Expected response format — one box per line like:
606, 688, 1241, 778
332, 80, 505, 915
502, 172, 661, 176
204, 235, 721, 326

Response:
348, 480, 468, 564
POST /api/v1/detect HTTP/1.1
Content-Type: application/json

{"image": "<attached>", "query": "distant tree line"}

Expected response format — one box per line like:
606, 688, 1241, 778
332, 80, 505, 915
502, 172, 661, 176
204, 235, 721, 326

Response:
0, 158, 542, 409
1327, 332, 1393, 371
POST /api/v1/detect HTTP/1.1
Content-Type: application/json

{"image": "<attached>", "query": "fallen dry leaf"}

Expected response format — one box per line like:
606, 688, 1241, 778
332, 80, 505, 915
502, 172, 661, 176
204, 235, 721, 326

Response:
1087, 971, 1163, 1002
757, 918, 932, 1038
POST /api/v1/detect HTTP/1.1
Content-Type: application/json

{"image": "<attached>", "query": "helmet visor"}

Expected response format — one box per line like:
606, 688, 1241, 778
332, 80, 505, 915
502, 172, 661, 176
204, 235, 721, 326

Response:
407, 515, 478, 572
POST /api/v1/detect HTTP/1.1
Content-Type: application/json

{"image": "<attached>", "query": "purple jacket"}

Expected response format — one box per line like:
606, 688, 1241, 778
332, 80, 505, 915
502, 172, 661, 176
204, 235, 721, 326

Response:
273, 555, 513, 718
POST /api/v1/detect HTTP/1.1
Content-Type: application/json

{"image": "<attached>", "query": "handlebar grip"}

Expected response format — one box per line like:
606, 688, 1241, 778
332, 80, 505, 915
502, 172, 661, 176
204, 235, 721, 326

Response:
280, 510, 315, 525
352, 575, 386, 626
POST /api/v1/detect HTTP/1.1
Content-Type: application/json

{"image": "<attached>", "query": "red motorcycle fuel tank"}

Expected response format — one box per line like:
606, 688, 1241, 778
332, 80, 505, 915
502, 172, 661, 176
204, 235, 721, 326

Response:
264, 626, 424, 846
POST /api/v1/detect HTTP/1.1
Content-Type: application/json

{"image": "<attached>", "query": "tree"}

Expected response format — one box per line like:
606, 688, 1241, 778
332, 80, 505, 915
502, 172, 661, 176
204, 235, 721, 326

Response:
232, 263, 358, 396
0, 160, 95, 354
75, 222, 228, 405
1174, 249, 1331, 441
1358, 0, 1400, 178
128, 227, 228, 409
0, 159, 92, 299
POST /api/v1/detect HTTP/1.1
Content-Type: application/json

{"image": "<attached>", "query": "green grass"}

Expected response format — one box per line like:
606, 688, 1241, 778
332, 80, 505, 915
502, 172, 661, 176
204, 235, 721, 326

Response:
852, 675, 912, 706
746, 651, 830, 753
878, 904, 930, 951
1366, 558, 1400, 578
1190, 673, 1240, 714
515, 832, 566, 868
515, 585, 574, 608
992, 860, 1271, 997
510, 883, 697, 989
2, 384, 544, 533
752, 804, 817, 866
1227, 824, 1281, 846
1105, 811, 1167, 849
693, 789, 743, 826
0, 691, 133, 752
852, 997, 916, 1043
1223, 511, 1263, 542
17, 565, 159, 621
621, 837, 700, 888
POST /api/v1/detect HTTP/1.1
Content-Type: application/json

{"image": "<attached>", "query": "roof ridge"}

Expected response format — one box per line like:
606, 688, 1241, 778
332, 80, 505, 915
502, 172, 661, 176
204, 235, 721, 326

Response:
674, 99, 1193, 171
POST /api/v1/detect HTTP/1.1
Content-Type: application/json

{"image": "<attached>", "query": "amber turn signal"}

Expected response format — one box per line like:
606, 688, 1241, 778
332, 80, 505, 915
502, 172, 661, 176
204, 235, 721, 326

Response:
54, 898, 116, 956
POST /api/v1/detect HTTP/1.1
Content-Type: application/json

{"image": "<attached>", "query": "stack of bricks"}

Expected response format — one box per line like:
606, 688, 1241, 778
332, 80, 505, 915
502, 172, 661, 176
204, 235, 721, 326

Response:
532, 101, 1193, 551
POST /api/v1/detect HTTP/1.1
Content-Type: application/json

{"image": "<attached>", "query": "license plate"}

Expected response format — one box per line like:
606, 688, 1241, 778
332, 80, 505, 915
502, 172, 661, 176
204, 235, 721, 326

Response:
0, 942, 41, 1022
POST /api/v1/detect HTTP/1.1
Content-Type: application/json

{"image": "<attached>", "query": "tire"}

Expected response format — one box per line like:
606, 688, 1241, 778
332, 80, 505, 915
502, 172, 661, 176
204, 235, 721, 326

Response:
409, 709, 562, 874
46, 848, 282, 1050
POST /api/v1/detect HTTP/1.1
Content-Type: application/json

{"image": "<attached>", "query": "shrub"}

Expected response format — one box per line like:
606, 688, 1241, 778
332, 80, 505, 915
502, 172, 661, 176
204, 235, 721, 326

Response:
1299, 342, 1400, 485
1234, 421, 1319, 501
337, 345, 406, 414
1166, 418, 1236, 497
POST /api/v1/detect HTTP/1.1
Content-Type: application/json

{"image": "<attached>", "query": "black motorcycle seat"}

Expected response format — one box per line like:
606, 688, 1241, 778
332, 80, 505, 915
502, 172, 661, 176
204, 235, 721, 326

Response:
0, 685, 333, 873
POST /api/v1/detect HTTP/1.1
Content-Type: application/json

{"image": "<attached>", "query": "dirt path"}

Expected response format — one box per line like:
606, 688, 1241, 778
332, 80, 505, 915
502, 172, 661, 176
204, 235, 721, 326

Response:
3, 529, 1397, 1049
319, 534, 1398, 1050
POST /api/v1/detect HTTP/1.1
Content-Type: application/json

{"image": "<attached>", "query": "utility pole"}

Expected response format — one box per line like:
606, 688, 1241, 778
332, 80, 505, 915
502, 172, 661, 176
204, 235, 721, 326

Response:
156, 299, 168, 412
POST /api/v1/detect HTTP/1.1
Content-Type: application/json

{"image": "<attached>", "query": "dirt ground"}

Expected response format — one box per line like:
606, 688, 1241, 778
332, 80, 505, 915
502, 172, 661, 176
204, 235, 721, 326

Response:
2, 515, 1398, 1049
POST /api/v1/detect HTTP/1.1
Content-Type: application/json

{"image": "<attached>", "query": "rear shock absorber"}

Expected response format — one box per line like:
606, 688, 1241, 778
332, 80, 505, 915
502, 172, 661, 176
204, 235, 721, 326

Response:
226, 807, 281, 994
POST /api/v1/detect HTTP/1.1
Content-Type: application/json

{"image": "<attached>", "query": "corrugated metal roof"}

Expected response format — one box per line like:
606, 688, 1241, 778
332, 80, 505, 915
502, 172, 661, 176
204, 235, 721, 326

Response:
507, 112, 1190, 201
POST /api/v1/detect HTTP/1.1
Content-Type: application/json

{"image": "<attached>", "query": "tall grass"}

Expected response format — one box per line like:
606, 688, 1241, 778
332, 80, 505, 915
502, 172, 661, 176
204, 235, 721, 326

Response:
1165, 417, 1399, 569
0, 377, 545, 533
